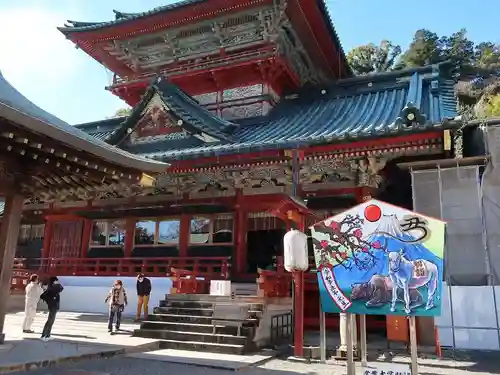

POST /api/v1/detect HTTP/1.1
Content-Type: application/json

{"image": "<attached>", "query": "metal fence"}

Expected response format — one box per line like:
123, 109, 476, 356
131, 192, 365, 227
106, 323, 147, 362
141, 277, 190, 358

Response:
411, 128, 500, 350
270, 312, 294, 347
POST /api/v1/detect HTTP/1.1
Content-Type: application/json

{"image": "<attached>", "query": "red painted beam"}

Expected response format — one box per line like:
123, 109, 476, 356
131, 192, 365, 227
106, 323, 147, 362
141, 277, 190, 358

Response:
169, 150, 285, 170
303, 131, 443, 156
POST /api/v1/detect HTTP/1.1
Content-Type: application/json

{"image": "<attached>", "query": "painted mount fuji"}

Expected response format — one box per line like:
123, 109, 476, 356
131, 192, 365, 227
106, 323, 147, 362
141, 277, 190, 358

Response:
310, 199, 445, 317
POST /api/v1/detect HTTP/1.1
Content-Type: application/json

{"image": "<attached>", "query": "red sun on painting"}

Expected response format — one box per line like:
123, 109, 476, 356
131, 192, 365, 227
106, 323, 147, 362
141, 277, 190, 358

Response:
364, 204, 382, 222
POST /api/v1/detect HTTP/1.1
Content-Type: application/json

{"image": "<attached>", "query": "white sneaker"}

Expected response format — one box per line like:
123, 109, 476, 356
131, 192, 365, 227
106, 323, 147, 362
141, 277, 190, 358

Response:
40, 337, 48, 342
45, 336, 54, 341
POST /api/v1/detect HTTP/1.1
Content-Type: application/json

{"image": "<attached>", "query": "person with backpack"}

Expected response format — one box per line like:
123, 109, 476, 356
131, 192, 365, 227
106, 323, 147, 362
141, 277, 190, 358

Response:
22, 274, 44, 333
135, 273, 151, 321
105, 280, 128, 334
39, 276, 64, 341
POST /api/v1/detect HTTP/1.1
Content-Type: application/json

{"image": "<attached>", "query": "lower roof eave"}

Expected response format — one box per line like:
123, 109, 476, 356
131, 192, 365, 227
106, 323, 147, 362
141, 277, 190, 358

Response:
153, 123, 457, 162
0, 103, 169, 174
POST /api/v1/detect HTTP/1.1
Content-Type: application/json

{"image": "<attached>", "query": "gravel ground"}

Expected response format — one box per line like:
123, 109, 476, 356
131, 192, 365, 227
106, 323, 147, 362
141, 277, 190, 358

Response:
9, 352, 500, 375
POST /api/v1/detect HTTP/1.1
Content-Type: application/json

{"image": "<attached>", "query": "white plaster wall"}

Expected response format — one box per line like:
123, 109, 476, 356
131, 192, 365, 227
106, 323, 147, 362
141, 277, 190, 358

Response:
436, 282, 500, 350
56, 276, 172, 317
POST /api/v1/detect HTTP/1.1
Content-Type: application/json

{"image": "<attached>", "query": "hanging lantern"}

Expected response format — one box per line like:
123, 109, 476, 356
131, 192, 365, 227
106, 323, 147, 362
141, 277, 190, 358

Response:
283, 229, 308, 272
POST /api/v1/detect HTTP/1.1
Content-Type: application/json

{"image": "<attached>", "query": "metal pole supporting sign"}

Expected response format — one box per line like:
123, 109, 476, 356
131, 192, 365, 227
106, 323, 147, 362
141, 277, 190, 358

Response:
409, 316, 419, 374
346, 312, 356, 375
319, 299, 326, 362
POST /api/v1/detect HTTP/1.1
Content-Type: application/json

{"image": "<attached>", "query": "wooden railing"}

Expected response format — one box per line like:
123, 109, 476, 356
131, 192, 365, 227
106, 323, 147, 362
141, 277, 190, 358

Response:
111, 47, 275, 86
12, 257, 231, 279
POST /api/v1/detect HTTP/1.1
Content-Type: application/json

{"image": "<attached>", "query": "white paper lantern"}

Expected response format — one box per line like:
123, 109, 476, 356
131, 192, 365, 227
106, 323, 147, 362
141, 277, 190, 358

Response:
283, 229, 309, 272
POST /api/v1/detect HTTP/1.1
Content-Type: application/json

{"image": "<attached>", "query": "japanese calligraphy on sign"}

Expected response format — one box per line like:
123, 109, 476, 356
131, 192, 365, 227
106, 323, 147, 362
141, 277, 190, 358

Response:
311, 199, 446, 317
363, 369, 411, 375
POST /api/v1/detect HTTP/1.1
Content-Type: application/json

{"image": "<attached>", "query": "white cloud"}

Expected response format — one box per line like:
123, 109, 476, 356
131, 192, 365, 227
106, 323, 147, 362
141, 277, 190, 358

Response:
0, 6, 81, 94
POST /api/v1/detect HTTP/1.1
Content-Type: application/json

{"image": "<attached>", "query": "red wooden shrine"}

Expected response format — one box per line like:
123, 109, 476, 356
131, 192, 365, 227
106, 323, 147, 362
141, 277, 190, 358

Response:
8, 0, 459, 339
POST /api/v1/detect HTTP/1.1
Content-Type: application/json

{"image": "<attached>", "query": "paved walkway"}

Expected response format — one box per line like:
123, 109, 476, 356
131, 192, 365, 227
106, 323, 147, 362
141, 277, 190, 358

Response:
0, 312, 159, 373
7, 353, 500, 375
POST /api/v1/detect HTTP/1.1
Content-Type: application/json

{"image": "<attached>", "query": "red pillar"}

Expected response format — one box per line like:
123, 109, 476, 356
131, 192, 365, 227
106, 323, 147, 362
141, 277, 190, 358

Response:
42, 219, 53, 259
179, 214, 190, 257
80, 219, 92, 258
124, 218, 136, 258
235, 190, 247, 275
293, 270, 305, 357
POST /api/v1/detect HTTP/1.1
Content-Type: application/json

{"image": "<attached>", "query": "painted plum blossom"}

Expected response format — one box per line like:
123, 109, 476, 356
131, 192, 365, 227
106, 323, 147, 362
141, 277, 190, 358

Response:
312, 214, 385, 271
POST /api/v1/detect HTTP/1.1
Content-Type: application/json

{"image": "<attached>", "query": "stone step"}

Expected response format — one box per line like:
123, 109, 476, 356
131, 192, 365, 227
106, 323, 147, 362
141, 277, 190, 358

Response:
148, 312, 259, 326
154, 306, 263, 318
148, 313, 213, 324
163, 300, 215, 309
134, 328, 250, 346
165, 294, 265, 307
160, 299, 264, 312
157, 306, 214, 317
158, 338, 247, 355
140, 320, 255, 336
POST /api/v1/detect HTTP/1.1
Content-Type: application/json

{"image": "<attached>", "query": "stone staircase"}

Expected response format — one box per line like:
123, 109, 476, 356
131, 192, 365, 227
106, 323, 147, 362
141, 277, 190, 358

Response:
133, 295, 264, 354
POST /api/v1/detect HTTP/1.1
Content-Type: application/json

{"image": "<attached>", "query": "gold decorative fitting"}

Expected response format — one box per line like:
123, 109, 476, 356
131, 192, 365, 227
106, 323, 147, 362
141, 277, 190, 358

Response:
139, 173, 156, 187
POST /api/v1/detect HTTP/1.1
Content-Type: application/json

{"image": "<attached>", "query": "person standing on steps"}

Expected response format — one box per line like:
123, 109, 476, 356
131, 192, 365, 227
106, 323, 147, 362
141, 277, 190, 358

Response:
135, 273, 151, 322
22, 274, 44, 333
105, 280, 128, 334
39, 276, 64, 341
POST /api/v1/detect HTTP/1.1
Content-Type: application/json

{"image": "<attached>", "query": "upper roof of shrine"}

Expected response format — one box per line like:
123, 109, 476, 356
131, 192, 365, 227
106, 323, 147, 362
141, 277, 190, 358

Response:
75, 62, 458, 161
57, 0, 352, 80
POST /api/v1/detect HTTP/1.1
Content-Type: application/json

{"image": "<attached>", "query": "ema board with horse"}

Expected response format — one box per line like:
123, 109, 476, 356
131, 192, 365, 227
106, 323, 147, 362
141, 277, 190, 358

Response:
388, 250, 438, 314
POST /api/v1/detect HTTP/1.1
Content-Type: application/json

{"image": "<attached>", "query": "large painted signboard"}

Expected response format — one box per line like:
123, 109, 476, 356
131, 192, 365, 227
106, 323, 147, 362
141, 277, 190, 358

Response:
310, 199, 445, 316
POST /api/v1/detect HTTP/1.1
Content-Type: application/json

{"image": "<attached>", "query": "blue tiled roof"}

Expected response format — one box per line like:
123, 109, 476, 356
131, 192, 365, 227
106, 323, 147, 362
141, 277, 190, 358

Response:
76, 63, 458, 161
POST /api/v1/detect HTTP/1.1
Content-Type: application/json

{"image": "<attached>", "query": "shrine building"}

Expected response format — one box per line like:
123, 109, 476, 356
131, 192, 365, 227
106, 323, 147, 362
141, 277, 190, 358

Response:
5, 0, 477, 341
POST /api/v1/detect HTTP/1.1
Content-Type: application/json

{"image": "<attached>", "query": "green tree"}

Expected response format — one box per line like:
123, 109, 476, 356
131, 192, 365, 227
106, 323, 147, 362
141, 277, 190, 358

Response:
398, 29, 443, 68
114, 107, 132, 117
346, 40, 402, 75
474, 42, 500, 70
439, 28, 475, 66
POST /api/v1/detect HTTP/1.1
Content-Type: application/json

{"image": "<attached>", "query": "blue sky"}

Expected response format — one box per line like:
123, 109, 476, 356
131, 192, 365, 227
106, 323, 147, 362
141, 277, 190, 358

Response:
0, 0, 498, 125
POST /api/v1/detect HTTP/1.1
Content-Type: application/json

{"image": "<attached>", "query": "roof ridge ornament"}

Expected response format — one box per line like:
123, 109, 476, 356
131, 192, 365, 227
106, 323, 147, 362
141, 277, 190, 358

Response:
395, 102, 427, 128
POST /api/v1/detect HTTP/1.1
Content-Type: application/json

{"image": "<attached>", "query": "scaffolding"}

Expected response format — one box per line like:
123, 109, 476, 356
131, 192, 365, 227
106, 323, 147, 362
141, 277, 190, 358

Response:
411, 127, 500, 350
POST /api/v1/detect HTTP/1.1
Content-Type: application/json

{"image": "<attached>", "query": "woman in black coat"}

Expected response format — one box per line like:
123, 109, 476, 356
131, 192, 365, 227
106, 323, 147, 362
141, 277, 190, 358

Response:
40, 276, 64, 341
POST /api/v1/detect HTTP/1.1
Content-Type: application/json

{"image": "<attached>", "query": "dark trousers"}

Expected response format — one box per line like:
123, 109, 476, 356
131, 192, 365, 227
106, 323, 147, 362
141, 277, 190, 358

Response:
108, 306, 122, 330
42, 308, 57, 337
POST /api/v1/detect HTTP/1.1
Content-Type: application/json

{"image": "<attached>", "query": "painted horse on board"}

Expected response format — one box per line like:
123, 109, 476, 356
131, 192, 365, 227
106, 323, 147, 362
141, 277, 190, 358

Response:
388, 250, 438, 314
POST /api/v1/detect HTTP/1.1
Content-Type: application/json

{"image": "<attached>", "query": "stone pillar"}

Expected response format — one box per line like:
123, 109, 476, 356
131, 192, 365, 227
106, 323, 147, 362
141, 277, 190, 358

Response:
338, 312, 358, 353
0, 194, 24, 344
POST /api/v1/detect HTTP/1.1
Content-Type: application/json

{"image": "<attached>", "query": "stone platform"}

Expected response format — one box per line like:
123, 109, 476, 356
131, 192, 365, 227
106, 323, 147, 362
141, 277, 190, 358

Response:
133, 293, 293, 355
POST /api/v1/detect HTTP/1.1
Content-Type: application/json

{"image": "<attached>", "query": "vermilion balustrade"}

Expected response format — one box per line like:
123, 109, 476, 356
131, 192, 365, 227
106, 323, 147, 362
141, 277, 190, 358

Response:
12, 257, 230, 280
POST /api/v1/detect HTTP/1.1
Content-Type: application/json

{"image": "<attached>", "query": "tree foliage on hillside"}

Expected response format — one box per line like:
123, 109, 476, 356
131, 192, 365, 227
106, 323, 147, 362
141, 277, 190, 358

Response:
114, 107, 132, 117
347, 40, 402, 74
347, 28, 500, 119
